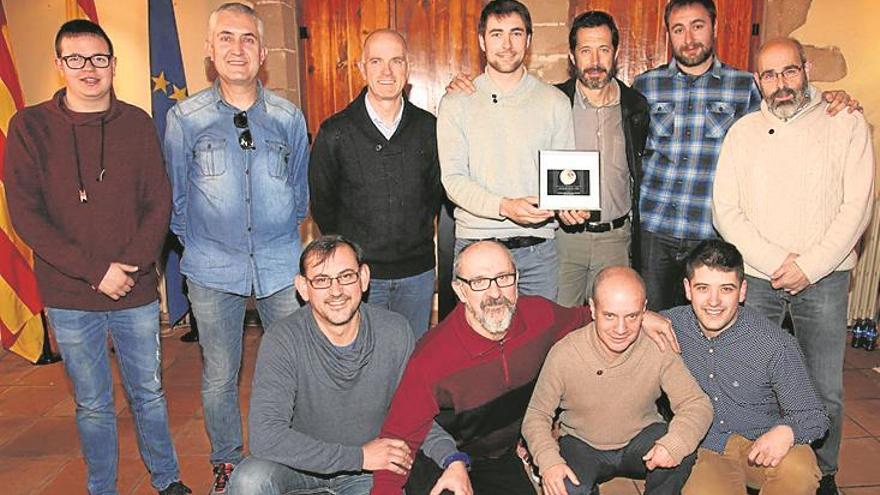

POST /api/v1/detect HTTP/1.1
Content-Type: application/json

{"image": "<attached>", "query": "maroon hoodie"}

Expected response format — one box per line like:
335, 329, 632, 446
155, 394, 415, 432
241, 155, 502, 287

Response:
3, 89, 171, 311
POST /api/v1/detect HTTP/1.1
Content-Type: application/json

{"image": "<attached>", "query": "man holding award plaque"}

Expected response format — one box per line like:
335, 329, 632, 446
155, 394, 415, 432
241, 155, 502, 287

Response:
437, 0, 579, 301
553, 11, 650, 308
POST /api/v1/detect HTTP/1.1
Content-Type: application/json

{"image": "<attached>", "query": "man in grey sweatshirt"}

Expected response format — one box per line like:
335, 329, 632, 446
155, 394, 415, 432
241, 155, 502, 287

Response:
227, 236, 455, 495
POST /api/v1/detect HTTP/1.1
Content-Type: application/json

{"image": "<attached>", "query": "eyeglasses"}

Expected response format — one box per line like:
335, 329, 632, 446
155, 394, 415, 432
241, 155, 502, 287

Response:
60, 54, 112, 70
758, 65, 803, 83
233, 111, 255, 150
304, 270, 360, 289
456, 272, 517, 291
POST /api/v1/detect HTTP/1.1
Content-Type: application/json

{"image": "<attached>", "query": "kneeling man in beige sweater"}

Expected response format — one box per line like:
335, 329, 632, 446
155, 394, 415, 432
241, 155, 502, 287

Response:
522, 267, 712, 495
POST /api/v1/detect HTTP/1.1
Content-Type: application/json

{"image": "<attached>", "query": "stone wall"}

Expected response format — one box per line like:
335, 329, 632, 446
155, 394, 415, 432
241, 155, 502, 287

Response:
522, 0, 572, 84
254, 0, 303, 107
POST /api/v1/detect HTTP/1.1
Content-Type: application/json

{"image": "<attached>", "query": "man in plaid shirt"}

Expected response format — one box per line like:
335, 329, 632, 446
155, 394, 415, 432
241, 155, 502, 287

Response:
634, 0, 856, 311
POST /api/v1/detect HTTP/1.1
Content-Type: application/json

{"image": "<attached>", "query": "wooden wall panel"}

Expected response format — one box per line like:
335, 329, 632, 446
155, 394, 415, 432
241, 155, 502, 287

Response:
714, 0, 755, 70
301, 0, 391, 137
569, 0, 758, 84
396, 0, 484, 114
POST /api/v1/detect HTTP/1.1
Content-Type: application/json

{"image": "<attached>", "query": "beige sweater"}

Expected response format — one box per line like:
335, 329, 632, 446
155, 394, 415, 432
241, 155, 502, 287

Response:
437, 70, 575, 239
712, 86, 875, 283
521, 323, 712, 470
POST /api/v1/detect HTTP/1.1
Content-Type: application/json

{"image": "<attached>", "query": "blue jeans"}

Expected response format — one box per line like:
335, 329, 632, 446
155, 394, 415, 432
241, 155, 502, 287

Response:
455, 238, 558, 301
228, 456, 372, 495
366, 269, 434, 339
187, 282, 300, 465
744, 271, 849, 476
46, 301, 179, 495
639, 229, 704, 311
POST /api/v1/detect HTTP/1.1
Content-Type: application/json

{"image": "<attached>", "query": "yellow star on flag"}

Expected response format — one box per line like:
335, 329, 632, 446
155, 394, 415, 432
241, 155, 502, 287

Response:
152, 71, 169, 94
170, 84, 188, 102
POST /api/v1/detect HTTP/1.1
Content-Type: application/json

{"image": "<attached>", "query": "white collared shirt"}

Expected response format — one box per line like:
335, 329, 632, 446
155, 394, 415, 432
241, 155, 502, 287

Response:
365, 94, 404, 140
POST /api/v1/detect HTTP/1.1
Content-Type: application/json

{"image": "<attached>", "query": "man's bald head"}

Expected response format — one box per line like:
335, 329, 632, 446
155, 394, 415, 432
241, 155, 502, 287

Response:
589, 266, 647, 358
591, 266, 646, 306
755, 37, 810, 121
756, 37, 806, 73
358, 29, 410, 103
361, 29, 408, 62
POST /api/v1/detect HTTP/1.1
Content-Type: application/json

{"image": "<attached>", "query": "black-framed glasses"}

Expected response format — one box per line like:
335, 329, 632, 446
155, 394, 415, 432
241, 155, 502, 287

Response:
305, 270, 360, 289
234, 111, 255, 150
456, 272, 517, 291
758, 65, 803, 83
60, 54, 112, 70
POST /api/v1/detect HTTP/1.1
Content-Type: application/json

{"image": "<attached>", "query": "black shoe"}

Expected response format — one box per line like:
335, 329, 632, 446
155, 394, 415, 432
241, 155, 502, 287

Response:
159, 481, 192, 495
817, 474, 838, 495
210, 463, 234, 494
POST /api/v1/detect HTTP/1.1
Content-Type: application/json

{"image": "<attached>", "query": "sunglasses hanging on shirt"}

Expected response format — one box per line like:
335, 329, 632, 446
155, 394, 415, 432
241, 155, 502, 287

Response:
234, 111, 255, 150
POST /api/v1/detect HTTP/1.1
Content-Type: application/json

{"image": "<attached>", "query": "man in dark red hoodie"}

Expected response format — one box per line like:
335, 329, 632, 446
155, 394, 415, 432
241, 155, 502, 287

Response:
3, 20, 189, 495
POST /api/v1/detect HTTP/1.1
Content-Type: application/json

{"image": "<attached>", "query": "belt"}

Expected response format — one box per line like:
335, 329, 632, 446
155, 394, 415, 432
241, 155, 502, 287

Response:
583, 215, 628, 233
494, 236, 547, 250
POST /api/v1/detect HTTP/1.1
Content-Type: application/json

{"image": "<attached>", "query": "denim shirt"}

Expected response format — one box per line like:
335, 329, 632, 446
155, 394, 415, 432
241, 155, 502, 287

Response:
164, 81, 309, 297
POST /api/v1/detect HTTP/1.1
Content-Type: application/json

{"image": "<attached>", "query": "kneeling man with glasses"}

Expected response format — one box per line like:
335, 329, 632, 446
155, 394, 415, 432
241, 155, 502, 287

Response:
228, 235, 457, 495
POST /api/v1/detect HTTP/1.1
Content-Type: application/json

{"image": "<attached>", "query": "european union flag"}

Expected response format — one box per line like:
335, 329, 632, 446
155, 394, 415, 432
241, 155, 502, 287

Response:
149, 0, 189, 326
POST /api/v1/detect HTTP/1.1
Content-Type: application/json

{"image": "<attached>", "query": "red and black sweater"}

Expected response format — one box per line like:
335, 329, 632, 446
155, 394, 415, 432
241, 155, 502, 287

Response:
371, 296, 591, 494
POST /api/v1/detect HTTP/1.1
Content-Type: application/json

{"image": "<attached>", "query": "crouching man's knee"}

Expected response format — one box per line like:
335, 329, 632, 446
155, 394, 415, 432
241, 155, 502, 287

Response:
227, 457, 286, 495
763, 444, 821, 494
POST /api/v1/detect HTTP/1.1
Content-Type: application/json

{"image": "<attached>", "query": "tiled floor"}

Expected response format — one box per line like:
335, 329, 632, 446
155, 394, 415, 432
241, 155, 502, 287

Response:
2, 325, 880, 495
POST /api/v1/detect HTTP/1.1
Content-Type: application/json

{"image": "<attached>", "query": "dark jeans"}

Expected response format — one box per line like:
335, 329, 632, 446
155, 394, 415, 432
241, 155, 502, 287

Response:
406, 449, 535, 495
560, 423, 696, 495
640, 229, 704, 311
744, 272, 849, 476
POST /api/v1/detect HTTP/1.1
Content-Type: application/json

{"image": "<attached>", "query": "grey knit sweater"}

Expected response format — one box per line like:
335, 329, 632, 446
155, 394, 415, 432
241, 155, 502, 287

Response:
247, 303, 453, 474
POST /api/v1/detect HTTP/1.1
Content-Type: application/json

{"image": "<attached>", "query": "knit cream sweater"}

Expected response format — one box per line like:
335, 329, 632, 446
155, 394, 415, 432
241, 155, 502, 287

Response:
522, 323, 712, 470
437, 69, 575, 239
712, 86, 875, 283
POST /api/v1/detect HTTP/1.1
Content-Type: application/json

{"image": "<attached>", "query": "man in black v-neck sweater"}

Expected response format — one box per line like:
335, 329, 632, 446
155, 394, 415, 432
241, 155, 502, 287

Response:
309, 30, 442, 338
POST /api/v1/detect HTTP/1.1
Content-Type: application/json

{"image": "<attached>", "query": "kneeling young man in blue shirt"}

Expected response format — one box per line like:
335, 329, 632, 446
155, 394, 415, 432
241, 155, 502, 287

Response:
664, 240, 828, 495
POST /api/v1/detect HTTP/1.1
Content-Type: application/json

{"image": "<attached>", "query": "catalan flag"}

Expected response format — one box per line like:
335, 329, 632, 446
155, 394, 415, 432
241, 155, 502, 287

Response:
150, 0, 190, 325
0, 1, 44, 362
66, 0, 99, 22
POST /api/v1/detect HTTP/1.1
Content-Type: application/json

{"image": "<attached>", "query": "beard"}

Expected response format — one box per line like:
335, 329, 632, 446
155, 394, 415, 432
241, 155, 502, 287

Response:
766, 81, 810, 120
466, 294, 516, 335
672, 41, 714, 68
487, 51, 525, 75
577, 65, 614, 90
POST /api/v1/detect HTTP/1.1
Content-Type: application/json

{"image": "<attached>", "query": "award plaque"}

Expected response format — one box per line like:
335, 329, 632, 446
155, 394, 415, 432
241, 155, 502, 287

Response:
538, 150, 601, 210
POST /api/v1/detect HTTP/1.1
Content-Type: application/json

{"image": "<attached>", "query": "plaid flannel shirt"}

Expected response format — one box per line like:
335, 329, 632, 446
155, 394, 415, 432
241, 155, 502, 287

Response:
633, 58, 761, 240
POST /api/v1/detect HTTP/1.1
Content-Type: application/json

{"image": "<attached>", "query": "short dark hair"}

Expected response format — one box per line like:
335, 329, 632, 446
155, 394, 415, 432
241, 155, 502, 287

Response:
55, 19, 114, 57
569, 10, 619, 52
684, 239, 745, 283
478, 0, 532, 36
664, 0, 717, 29
299, 235, 364, 276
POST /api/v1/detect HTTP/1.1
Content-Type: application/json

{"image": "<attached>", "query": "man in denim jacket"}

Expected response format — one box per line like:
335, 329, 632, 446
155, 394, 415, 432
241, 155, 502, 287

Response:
163, 3, 309, 493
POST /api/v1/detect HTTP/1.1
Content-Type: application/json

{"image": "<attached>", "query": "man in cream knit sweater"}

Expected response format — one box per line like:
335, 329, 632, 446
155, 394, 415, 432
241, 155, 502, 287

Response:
522, 267, 712, 495
438, 0, 576, 301
712, 37, 875, 494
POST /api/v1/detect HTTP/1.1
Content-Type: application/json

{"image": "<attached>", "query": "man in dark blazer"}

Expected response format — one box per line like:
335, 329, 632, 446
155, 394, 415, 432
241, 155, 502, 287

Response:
309, 29, 443, 338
